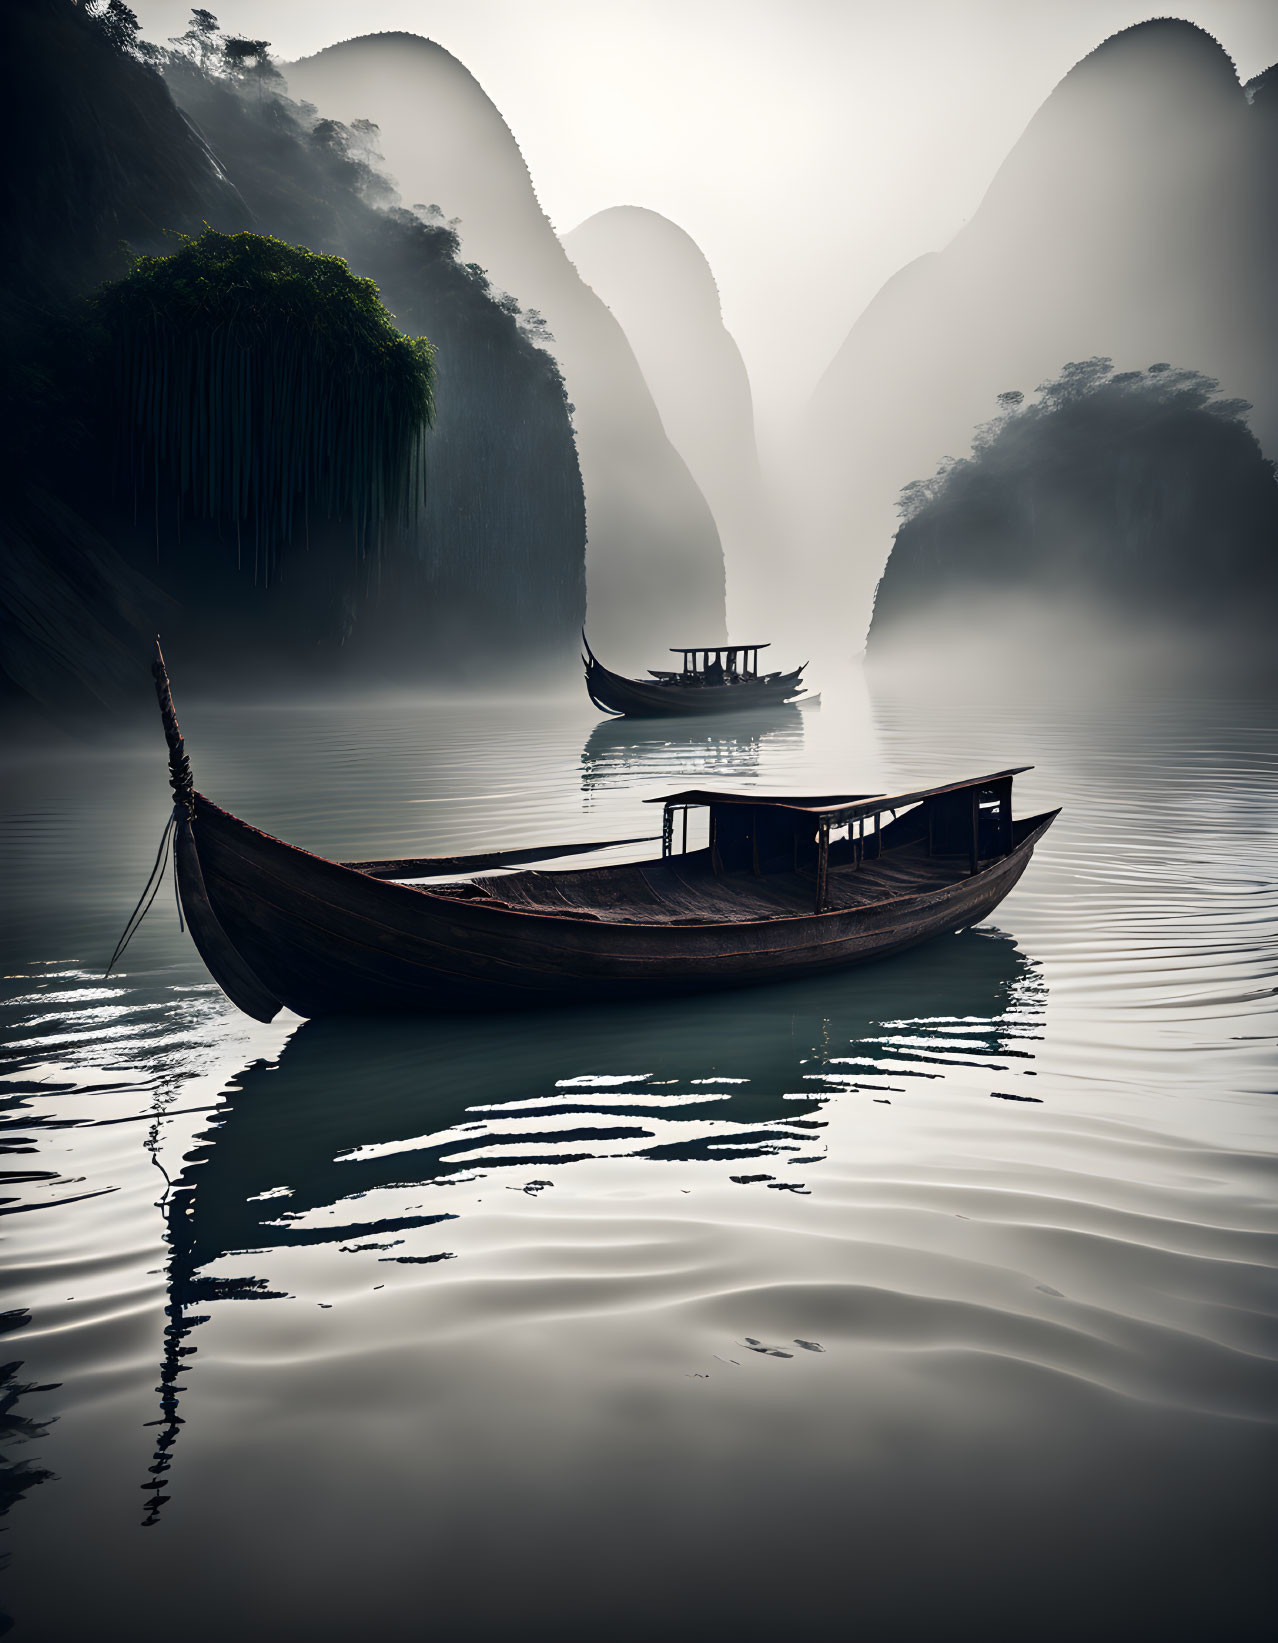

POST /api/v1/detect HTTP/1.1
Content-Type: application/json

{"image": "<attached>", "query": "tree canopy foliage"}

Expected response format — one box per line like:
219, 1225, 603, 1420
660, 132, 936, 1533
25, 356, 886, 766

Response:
92, 229, 436, 572
895, 358, 1259, 524
870, 359, 1278, 657
77, 0, 150, 58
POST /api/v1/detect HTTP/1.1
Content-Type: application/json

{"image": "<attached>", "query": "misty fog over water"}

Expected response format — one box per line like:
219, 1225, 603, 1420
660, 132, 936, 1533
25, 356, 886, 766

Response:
2, 668, 1275, 1639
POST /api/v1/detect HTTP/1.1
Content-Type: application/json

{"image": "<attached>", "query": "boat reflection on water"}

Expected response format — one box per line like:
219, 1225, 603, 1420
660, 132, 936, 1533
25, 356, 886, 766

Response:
580, 704, 806, 795
142, 925, 1042, 1523
0, 1324, 55, 1565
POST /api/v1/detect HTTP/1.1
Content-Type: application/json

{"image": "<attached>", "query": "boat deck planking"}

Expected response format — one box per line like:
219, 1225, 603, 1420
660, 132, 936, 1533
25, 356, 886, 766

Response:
450, 839, 979, 925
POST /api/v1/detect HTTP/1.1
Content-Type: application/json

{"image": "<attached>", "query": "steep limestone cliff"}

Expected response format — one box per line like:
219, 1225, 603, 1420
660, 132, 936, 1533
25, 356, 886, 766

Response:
286, 33, 726, 662
564, 206, 773, 640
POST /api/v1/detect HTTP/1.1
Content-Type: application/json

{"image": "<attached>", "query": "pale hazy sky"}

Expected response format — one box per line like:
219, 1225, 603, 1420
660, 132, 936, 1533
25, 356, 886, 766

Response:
138, 1, 1278, 431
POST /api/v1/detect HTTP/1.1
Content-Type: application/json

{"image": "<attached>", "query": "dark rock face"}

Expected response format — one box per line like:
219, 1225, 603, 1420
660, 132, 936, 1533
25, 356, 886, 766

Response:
0, 0, 586, 719
803, 19, 1278, 640
0, 0, 241, 300
866, 363, 1278, 666
563, 206, 773, 641
285, 34, 726, 662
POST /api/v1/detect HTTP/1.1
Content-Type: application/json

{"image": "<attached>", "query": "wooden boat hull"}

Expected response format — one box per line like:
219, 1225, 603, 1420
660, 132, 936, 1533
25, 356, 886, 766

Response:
175, 793, 1057, 1021
586, 653, 807, 717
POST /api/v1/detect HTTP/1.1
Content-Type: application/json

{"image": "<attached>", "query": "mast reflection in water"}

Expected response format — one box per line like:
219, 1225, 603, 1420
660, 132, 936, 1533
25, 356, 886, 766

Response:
144, 926, 1040, 1524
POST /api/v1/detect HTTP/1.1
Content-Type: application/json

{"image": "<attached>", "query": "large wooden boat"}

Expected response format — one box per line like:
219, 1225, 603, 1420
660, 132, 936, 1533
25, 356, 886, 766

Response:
146, 645, 1058, 1022
584, 634, 809, 716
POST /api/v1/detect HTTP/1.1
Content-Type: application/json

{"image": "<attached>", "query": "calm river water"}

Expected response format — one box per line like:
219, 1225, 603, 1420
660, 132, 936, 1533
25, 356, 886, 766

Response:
1, 668, 1275, 1641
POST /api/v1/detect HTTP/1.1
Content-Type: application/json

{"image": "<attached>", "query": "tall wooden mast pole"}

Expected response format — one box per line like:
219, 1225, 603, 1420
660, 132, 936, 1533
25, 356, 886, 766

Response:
152, 639, 194, 818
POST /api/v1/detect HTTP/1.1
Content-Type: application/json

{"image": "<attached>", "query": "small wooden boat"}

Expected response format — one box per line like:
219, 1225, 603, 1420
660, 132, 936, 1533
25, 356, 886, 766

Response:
145, 645, 1058, 1022
584, 634, 810, 716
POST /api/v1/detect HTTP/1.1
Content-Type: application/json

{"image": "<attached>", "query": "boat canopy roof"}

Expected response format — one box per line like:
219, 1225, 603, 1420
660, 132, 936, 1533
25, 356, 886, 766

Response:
670, 643, 769, 653
648, 767, 1031, 823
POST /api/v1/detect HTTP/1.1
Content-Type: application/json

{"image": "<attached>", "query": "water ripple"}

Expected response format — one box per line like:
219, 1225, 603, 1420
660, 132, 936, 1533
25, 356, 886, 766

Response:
1, 677, 1275, 1639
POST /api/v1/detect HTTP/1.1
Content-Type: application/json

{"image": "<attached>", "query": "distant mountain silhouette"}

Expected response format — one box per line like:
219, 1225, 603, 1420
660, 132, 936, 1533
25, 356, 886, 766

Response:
563, 206, 775, 639
286, 34, 725, 661
866, 361, 1278, 666
803, 18, 1278, 643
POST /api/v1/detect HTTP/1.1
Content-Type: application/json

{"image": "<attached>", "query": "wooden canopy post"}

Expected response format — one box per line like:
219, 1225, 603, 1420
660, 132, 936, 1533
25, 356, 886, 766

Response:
969, 788, 980, 876
814, 817, 830, 912
662, 804, 674, 858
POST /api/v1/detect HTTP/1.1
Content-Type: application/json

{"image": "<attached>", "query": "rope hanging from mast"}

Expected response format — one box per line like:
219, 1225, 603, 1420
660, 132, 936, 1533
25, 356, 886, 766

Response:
104, 639, 193, 976
105, 807, 180, 977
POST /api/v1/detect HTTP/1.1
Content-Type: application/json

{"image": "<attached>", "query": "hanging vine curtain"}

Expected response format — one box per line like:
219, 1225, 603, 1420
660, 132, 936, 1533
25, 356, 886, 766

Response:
94, 229, 435, 575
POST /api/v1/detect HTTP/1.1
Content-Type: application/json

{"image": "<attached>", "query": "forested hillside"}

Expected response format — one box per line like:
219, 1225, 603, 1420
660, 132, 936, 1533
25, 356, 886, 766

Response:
0, 0, 586, 722
867, 361, 1278, 664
